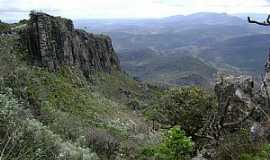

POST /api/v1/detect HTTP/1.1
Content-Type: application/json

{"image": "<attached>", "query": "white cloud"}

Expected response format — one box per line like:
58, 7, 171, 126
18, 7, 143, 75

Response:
0, 0, 270, 21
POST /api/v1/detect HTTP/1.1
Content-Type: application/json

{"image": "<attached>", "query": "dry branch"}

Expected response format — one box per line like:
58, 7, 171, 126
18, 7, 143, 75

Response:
248, 15, 270, 26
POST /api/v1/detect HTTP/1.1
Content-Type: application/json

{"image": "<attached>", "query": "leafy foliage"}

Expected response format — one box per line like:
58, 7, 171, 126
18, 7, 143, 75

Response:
0, 22, 10, 32
141, 127, 193, 160
0, 88, 99, 160
0, 35, 165, 158
151, 87, 216, 136
240, 144, 270, 160
216, 129, 270, 160
0, 33, 161, 159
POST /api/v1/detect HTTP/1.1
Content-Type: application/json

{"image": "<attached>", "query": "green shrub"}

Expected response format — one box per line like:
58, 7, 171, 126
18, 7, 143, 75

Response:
216, 129, 270, 160
240, 144, 270, 160
141, 127, 193, 160
128, 98, 141, 111
0, 22, 10, 32
151, 87, 216, 136
85, 128, 120, 160
0, 88, 99, 160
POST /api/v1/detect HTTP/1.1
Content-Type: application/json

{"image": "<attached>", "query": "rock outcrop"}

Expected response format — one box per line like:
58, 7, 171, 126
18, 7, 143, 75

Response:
214, 74, 256, 128
22, 12, 120, 77
213, 68, 270, 137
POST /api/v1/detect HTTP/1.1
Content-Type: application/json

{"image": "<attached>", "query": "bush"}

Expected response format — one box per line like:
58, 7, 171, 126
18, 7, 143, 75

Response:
128, 98, 141, 111
240, 144, 270, 160
151, 87, 216, 136
0, 22, 10, 32
0, 89, 99, 160
86, 128, 120, 160
0, 89, 59, 159
216, 129, 270, 160
141, 127, 193, 160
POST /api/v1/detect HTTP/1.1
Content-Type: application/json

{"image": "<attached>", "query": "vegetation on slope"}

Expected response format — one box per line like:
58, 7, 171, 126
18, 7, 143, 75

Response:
140, 127, 193, 160
0, 33, 162, 159
147, 87, 216, 137
0, 88, 99, 160
119, 49, 217, 86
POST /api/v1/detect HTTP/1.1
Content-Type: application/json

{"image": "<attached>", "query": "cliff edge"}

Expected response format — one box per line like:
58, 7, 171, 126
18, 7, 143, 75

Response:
22, 12, 120, 77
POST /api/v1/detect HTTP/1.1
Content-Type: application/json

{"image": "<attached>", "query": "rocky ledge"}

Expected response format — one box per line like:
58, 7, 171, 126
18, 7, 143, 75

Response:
21, 11, 120, 77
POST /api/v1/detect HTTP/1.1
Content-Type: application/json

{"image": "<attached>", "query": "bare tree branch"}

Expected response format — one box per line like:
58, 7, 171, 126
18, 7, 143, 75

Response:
248, 16, 270, 26
220, 97, 231, 127
194, 133, 215, 140
257, 105, 270, 120
267, 15, 270, 24
223, 102, 256, 127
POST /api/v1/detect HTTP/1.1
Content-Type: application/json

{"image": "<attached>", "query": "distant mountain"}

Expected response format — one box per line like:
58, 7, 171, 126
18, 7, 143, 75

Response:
160, 15, 185, 23
233, 13, 269, 21
75, 12, 270, 86
162, 12, 245, 25
109, 24, 267, 51
75, 12, 247, 32
200, 34, 270, 72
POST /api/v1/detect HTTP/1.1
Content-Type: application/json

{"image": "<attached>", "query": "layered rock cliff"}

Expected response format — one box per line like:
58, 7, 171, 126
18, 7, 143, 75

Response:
22, 12, 120, 77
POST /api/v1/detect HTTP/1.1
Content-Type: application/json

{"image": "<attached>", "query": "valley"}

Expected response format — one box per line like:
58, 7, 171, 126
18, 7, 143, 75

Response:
75, 12, 270, 86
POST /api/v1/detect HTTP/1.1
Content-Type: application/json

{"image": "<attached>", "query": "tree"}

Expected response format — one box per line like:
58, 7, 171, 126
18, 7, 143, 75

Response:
153, 87, 216, 136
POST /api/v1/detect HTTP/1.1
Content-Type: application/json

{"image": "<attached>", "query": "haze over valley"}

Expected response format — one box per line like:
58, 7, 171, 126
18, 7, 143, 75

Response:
75, 12, 270, 86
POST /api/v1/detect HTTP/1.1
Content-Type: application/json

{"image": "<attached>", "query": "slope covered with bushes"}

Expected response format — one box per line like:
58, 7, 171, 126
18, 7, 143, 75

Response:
0, 24, 162, 159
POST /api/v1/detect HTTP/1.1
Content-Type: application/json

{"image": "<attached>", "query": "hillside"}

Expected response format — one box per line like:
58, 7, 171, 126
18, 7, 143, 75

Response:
0, 12, 163, 160
119, 49, 217, 86
200, 34, 270, 72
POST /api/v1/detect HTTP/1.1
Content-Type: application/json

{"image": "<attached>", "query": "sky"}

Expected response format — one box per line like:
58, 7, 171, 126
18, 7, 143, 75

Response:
1, 0, 270, 21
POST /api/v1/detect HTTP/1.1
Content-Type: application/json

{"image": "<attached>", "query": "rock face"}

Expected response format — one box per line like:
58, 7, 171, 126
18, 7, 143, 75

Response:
261, 49, 270, 99
23, 12, 120, 76
215, 74, 255, 127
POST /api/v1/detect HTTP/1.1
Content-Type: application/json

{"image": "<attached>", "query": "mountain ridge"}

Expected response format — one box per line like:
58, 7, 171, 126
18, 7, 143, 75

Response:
73, 12, 270, 86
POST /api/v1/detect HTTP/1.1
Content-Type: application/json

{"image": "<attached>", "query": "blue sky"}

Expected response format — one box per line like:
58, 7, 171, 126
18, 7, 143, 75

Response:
1, 0, 270, 21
